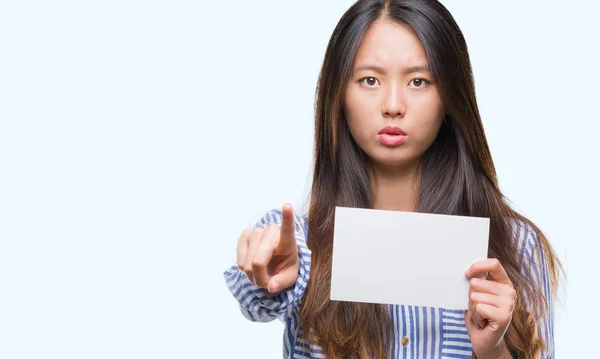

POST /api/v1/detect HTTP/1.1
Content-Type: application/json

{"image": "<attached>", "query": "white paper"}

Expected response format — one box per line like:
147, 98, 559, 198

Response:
330, 206, 490, 310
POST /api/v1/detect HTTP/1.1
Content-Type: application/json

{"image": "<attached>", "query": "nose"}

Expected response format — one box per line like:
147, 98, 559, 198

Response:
383, 83, 406, 118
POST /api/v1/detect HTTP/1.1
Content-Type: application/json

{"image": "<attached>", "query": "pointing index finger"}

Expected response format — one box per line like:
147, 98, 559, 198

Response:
278, 203, 296, 249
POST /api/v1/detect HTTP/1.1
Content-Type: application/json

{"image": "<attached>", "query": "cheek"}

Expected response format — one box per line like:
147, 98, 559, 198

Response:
418, 111, 443, 136
411, 99, 444, 140
344, 91, 375, 139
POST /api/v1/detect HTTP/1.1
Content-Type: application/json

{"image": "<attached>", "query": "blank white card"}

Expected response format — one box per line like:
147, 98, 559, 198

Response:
330, 206, 490, 310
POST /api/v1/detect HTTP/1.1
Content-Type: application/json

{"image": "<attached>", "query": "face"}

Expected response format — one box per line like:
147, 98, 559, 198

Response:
343, 18, 445, 170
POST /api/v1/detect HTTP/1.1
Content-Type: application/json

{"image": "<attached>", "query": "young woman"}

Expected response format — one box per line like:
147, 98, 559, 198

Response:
224, 0, 561, 358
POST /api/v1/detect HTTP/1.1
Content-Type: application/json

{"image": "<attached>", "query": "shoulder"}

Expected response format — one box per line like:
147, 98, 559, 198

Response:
506, 218, 548, 272
508, 219, 538, 252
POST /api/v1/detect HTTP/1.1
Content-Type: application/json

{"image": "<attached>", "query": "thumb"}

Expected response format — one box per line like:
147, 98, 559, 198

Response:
268, 265, 298, 293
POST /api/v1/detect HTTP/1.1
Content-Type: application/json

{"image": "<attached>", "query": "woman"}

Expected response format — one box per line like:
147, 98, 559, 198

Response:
224, 0, 561, 358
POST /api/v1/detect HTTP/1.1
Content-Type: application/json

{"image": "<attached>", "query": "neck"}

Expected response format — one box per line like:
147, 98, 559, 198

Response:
370, 160, 420, 212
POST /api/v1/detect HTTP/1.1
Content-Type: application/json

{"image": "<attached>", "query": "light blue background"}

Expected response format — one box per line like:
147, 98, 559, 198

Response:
1, 0, 597, 357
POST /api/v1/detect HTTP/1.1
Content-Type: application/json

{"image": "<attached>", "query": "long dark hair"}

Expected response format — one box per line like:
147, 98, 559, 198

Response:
301, 0, 562, 358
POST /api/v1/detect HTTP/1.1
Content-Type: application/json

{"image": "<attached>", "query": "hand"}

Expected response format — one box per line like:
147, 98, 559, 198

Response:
237, 203, 299, 294
464, 258, 516, 359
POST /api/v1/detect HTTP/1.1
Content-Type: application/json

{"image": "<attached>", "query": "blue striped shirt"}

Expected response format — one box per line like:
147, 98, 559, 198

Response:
224, 209, 554, 358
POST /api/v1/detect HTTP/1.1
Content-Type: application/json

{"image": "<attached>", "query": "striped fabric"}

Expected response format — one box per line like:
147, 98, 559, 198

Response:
223, 209, 554, 358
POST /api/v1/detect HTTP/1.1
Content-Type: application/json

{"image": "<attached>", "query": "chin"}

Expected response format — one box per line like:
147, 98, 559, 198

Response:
370, 153, 421, 169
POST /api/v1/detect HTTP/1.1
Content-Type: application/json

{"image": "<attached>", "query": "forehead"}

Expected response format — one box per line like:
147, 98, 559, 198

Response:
354, 18, 428, 67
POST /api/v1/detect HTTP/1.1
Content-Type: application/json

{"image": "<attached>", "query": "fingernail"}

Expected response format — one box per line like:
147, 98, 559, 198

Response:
269, 282, 279, 293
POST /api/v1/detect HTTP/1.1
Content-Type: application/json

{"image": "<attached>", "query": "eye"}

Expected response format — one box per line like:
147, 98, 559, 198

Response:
359, 77, 380, 87
409, 78, 431, 88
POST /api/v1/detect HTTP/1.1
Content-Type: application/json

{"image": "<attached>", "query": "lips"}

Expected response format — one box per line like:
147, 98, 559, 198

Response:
377, 125, 407, 146
378, 126, 406, 135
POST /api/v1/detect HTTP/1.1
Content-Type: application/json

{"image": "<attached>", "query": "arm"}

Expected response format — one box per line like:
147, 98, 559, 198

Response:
512, 221, 555, 358
223, 209, 311, 323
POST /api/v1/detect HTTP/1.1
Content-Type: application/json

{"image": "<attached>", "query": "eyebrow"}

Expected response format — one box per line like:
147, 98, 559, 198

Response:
353, 64, 431, 74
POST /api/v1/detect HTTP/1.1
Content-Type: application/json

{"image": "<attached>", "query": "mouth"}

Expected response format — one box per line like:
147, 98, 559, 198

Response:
378, 126, 407, 146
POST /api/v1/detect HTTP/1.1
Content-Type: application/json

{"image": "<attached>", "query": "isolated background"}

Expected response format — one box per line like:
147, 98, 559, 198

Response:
1, 0, 598, 357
